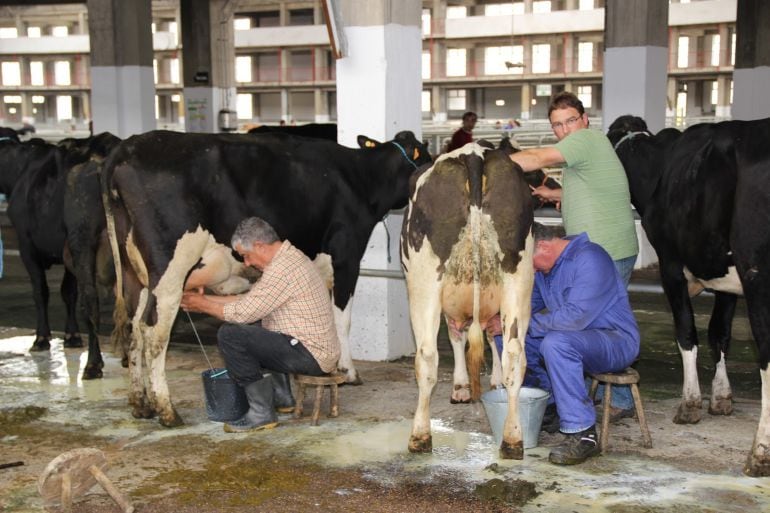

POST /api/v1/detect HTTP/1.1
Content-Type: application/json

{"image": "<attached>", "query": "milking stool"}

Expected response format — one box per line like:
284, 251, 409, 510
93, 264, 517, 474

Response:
589, 367, 653, 451
293, 372, 345, 426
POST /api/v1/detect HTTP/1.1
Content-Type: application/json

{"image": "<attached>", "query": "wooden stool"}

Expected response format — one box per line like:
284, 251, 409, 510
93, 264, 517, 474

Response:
589, 367, 653, 451
293, 372, 345, 426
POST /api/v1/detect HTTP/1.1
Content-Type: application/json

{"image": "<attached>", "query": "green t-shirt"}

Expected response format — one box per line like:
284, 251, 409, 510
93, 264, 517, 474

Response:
554, 128, 638, 260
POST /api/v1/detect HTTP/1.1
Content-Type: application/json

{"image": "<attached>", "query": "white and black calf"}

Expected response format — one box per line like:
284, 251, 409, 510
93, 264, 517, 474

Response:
608, 115, 770, 477
401, 143, 534, 458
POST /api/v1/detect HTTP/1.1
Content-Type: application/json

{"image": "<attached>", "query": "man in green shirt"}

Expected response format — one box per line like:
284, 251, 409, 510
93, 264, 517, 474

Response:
509, 91, 638, 423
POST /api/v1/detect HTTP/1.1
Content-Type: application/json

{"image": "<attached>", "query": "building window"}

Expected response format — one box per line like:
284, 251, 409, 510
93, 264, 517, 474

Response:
485, 46, 524, 75
533, 1, 552, 13
677, 36, 689, 68
731, 32, 736, 66
422, 52, 431, 80
446, 48, 467, 77
27, 26, 41, 37
446, 6, 467, 18
236, 93, 253, 119
577, 85, 592, 109
153, 59, 158, 83
54, 61, 71, 85
422, 9, 431, 36
710, 81, 718, 105
236, 56, 252, 83
0, 27, 18, 38
52, 26, 69, 37
579, 0, 594, 9
57, 95, 72, 120
485, 4, 515, 16
234, 18, 251, 30
512, 2, 525, 15
447, 89, 466, 111
2, 61, 21, 86
532, 44, 551, 74
170, 58, 179, 84
577, 42, 593, 72
710, 34, 720, 66
421, 90, 431, 113
289, 8, 314, 26
30, 61, 44, 86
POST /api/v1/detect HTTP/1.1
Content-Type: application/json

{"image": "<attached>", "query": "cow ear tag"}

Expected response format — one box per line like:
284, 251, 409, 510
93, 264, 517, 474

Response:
366, 140, 376, 148
413, 148, 420, 160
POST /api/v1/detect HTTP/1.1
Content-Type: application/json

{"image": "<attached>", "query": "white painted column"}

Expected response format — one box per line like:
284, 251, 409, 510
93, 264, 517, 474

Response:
732, 0, 770, 120
335, 0, 422, 361
602, 0, 668, 133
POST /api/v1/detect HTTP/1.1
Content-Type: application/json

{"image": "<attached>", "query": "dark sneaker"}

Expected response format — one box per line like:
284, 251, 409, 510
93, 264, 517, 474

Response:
548, 426, 600, 465
541, 404, 560, 433
608, 406, 635, 423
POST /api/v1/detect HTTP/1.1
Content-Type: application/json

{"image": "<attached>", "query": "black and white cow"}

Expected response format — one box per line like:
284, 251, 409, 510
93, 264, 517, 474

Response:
101, 129, 431, 427
401, 143, 534, 458
608, 115, 770, 477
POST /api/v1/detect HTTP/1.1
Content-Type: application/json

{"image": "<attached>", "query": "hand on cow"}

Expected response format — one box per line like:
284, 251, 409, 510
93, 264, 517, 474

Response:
485, 314, 502, 338
180, 289, 205, 313
530, 184, 561, 211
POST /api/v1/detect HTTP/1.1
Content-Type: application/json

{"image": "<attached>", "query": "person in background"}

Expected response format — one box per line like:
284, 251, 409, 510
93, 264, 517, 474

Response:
181, 217, 340, 433
507, 91, 639, 423
446, 111, 478, 152
524, 222, 640, 465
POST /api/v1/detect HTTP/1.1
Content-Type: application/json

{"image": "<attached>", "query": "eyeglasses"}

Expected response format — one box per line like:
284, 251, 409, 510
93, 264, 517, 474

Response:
551, 116, 582, 131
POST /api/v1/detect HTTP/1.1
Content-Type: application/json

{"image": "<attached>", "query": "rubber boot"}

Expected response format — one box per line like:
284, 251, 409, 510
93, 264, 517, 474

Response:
224, 378, 279, 433
270, 373, 296, 413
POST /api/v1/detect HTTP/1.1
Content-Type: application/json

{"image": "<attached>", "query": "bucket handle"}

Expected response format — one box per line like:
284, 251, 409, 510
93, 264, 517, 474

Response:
185, 310, 215, 372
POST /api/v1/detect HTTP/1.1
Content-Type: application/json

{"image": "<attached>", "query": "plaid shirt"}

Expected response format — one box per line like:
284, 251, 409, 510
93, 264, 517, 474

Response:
222, 241, 340, 373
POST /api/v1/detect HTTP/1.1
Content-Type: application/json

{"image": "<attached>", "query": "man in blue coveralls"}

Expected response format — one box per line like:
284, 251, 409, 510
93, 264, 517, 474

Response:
525, 222, 640, 465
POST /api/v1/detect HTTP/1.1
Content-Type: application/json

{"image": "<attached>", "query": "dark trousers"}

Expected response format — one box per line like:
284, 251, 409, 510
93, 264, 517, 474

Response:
217, 323, 324, 385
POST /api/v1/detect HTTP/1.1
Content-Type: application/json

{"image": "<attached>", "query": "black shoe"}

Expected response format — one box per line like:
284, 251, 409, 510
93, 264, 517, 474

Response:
607, 406, 635, 423
548, 426, 600, 465
224, 378, 279, 433
541, 404, 560, 434
269, 373, 296, 413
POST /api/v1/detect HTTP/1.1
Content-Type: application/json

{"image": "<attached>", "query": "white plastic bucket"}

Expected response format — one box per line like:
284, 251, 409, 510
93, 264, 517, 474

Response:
481, 387, 550, 449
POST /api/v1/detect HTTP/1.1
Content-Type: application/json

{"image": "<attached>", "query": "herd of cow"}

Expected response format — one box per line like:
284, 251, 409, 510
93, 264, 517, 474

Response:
1, 117, 768, 477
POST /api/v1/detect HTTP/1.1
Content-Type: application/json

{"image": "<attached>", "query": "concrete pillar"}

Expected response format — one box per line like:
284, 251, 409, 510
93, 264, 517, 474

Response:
666, 77, 677, 117
716, 75, 731, 118
520, 82, 531, 120
732, 0, 770, 120
718, 23, 730, 67
20, 93, 33, 125
431, 84, 446, 122
180, 0, 236, 133
563, 35, 574, 73
523, 0, 533, 14
685, 80, 702, 117
335, 0, 422, 361
280, 89, 289, 123
87, 0, 155, 137
603, 0, 668, 133
314, 88, 329, 122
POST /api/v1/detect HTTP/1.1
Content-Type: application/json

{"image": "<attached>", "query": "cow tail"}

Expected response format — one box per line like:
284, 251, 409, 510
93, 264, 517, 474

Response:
100, 161, 131, 360
467, 153, 485, 402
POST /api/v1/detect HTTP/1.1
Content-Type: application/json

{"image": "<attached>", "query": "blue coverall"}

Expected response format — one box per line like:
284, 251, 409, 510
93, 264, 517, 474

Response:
523, 233, 640, 433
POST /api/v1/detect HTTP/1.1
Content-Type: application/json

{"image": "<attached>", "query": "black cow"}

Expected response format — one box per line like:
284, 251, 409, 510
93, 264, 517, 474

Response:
248, 122, 337, 141
0, 133, 120, 379
607, 115, 770, 477
101, 129, 431, 427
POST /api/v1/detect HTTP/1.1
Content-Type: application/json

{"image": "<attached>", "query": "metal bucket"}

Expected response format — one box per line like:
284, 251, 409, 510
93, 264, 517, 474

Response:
481, 387, 550, 449
201, 368, 249, 422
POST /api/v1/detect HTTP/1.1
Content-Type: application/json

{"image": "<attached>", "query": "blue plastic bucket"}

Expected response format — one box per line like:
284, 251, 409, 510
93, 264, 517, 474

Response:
201, 368, 249, 422
481, 387, 550, 449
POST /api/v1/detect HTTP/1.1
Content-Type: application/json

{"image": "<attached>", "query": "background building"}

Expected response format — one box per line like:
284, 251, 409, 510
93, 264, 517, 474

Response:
0, 0, 737, 132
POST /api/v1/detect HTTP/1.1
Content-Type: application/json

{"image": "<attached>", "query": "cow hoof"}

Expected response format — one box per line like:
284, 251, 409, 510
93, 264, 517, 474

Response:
708, 397, 733, 416
500, 440, 524, 460
121, 356, 129, 368
132, 404, 155, 419
341, 369, 363, 386
30, 338, 50, 351
744, 452, 770, 477
673, 400, 702, 424
63, 335, 83, 348
408, 434, 432, 453
160, 411, 184, 428
82, 365, 104, 380
450, 384, 472, 403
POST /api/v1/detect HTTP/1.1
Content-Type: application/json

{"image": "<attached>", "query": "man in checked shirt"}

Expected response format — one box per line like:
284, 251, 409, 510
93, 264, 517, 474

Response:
181, 217, 340, 433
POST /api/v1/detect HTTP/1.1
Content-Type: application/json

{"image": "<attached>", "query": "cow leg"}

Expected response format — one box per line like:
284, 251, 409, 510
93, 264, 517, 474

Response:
334, 301, 362, 385
128, 289, 153, 419
498, 241, 534, 460
707, 292, 737, 416
60, 268, 83, 348
446, 317, 472, 403
142, 318, 182, 428
407, 280, 443, 454
487, 332, 503, 390
20, 251, 52, 351
659, 260, 703, 424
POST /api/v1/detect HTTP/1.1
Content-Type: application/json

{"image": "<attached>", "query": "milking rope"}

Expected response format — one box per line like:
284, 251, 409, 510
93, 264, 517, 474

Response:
391, 141, 418, 169
613, 131, 650, 151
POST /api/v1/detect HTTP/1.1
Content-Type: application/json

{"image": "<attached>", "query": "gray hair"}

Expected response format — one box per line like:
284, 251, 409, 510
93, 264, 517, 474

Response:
231, 217, 280, 249
532, 222, 566, 243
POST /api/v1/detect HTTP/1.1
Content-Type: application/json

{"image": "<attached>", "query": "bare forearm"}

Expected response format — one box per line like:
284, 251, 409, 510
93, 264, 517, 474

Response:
509, 147, 565, 172
181, 292, 227, 320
